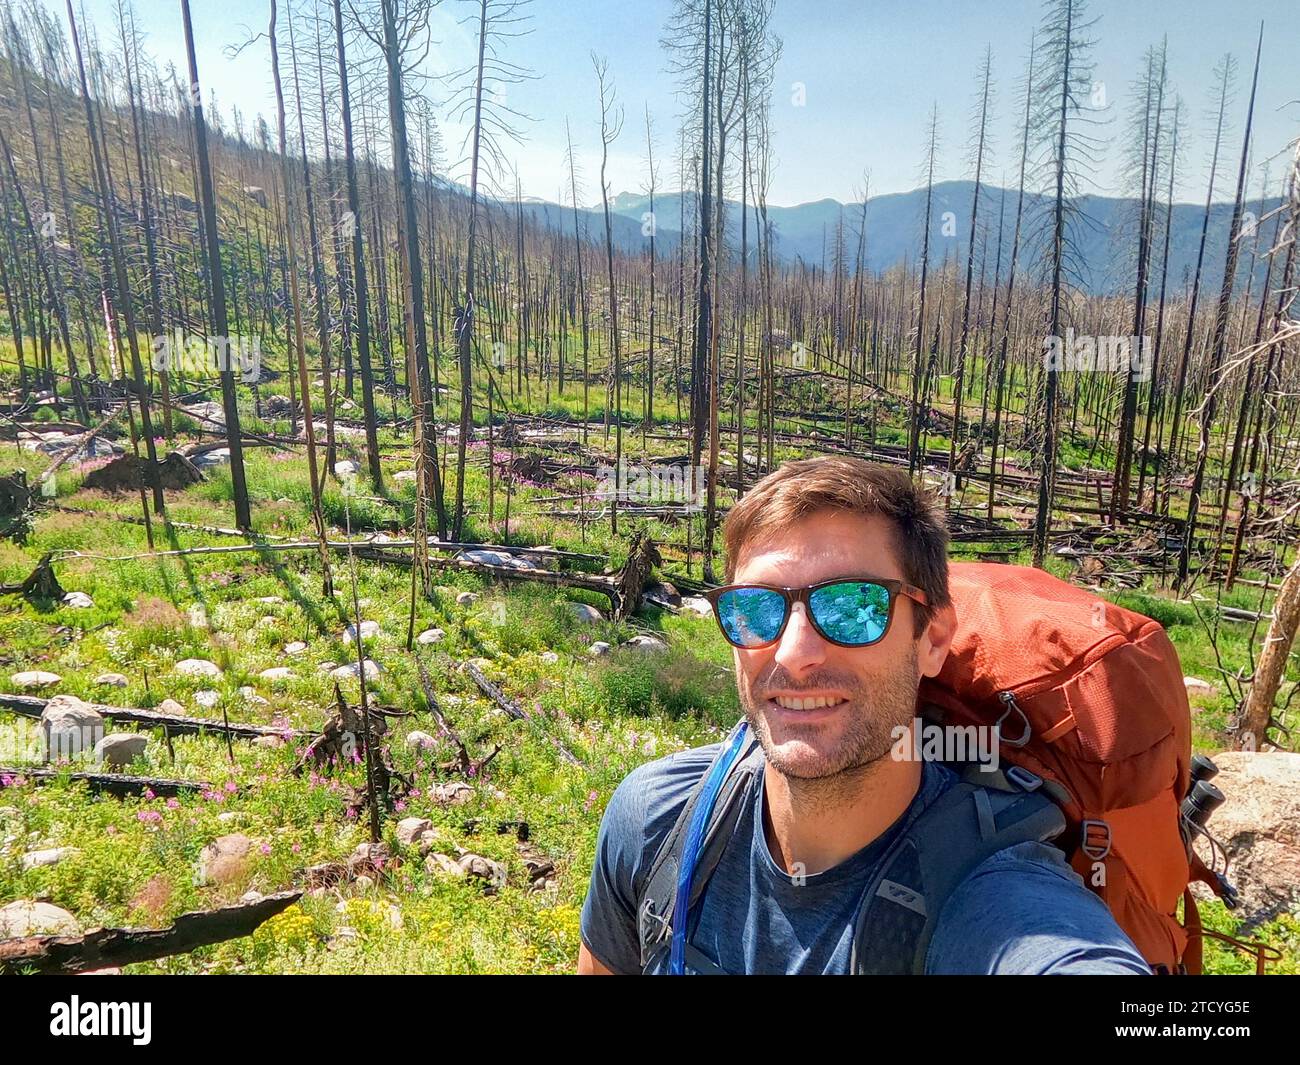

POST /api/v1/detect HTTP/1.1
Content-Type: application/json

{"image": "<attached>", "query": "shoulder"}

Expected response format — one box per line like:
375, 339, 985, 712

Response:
926, 839, 1152, 974
579, 740, 723, 973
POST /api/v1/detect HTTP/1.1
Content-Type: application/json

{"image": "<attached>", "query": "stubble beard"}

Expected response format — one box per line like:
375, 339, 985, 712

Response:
739, 643, 920, 802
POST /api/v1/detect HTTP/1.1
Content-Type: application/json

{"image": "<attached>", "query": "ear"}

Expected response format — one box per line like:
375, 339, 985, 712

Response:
916, 601, 957, 680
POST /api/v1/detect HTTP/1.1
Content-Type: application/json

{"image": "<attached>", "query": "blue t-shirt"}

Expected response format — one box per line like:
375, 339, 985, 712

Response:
580, 742, 1152, 974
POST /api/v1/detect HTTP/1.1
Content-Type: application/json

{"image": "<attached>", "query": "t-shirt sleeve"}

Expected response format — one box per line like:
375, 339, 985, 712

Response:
579, 745, 719, 974
926, 840, 1153, 975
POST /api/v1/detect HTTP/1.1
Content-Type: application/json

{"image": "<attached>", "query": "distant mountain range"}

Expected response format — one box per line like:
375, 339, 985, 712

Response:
511, 180, 1280, 299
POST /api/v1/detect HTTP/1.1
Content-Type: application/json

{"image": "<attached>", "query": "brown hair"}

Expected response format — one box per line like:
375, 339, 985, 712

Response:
722, 456, 950, 635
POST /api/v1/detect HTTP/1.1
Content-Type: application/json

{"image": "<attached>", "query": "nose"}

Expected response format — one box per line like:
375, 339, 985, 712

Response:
772, 601, 829, 675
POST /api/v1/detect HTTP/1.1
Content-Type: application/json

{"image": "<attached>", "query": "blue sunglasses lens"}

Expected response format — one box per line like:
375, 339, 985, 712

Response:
808, 581, 892, 645
715, 587, 787, 647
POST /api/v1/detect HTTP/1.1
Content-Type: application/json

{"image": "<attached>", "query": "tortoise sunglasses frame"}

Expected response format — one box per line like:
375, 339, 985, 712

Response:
700, 575, 930, 650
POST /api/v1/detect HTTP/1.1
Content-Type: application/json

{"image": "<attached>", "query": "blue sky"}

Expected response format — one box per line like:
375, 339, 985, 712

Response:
75, 0, 1298, 207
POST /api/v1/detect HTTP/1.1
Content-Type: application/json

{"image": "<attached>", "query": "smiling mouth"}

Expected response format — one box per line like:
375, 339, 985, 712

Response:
769, 694, 848, 711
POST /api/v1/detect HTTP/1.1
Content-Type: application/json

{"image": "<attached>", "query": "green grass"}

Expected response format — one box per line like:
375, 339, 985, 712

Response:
0, 372, 1294, 975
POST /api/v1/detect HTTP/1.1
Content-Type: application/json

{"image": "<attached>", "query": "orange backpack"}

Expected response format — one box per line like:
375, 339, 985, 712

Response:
918, 562, 1222, 974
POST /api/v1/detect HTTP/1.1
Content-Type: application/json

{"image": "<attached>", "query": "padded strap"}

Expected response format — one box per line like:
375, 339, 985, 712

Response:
637, 719, 762, 969
853, 775, 1067, 975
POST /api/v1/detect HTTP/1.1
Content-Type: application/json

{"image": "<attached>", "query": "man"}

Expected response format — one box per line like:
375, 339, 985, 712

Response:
578, 456, 1150, 974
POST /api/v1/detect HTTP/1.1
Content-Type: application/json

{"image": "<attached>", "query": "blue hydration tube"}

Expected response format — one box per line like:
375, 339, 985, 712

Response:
669, 721, 750, 974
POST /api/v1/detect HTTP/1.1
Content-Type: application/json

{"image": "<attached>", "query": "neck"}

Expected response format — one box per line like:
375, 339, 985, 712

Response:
762, 755, 922, 876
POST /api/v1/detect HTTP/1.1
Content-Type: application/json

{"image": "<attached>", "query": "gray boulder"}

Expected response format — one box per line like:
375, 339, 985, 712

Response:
94, 733, 148, 770
40, 695, 103, 762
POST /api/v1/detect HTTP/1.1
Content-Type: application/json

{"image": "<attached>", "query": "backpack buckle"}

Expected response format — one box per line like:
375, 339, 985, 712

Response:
1005, 765, 1042, 792
1081, 819, 1111, 861
640, 896, 671, 943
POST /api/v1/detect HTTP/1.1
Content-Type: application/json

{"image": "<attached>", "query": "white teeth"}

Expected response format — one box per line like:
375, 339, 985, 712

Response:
773, 695, 844, 710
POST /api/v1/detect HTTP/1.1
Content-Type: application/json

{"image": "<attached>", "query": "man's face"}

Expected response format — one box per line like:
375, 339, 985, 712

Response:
729, 509, 953, 781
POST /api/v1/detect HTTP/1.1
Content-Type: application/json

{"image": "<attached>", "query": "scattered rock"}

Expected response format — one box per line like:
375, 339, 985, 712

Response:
330, 659, 382, 681
569, 602, 603, 624
302, 861, 348, 891
643, 581, 682, 609
1184, 676, 1218, 698
243, 185, 268, 208
347, 842, 394, 880
61, 591, 94, 609
194, 690, 221, 709
21, 846, 77, 871
623, 634, 668, 654
458, 853, 507, 893
255, 596, 284, 605
189, 448, 231, 471
405, 730, 437, 750
522, 855, 555, 881
94, 672, 129, 689
156, 699, 186, 716
1190, 751, 1300, 919
254, 735, 283, 749
588, 641, 612, 657
40, 695, 103, 762
238, 686, 268, 707
540, 651, 560, 664
259, 667, 294, 682
176, 658, 223, 679
424, 852, 465, 878
395, 817, 434, 847
429, 782, 474, 806
415, 628, 445, 645
456, 591, 479, 607
196, 833, 254, 886
0, 900, 80, 937
393, 470, 418, 483
12, 670, 61, 690
343, 620, 380, 643
284, 641, 308, 655
681, 596, 713, 617
94, 733, 148, 770
317, 662, 339, 674
334, 460, 359, 478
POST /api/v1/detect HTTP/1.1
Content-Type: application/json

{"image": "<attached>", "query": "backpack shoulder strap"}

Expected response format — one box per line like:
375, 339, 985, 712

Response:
851, 763, 1067, 975
635, 718, 763, 971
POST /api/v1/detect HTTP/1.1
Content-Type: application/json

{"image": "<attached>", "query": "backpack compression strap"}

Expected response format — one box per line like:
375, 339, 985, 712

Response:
636, 718, 763, 971
850, 764, 1068, 975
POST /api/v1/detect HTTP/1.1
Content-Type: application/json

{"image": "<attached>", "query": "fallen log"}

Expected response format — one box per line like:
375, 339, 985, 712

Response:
458, 658, 581, 766
54, 533, 658, 619
0, 766, 210, 797
462, 660, 530, 722
0, 890, 301, 974
38, 403, 125, 482
0, 693, 308, 742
